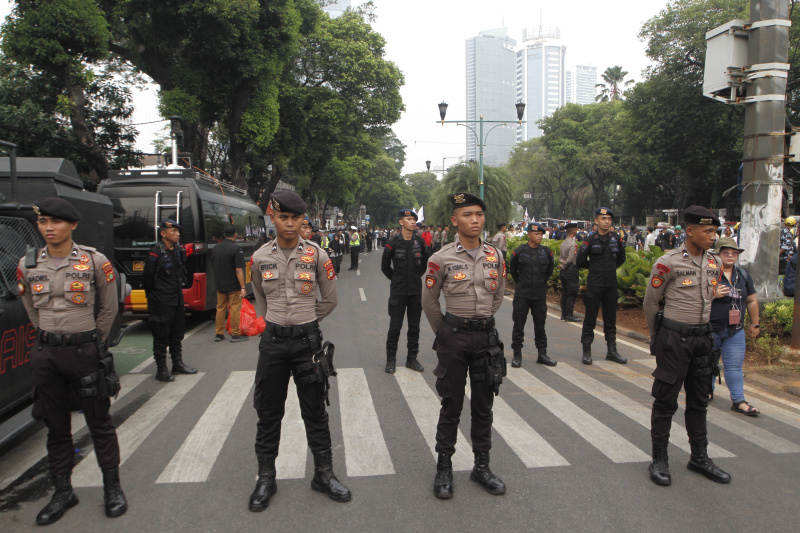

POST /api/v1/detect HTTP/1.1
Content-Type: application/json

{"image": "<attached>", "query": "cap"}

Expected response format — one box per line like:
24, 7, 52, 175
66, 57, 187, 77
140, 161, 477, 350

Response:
785, 217, 796, 226
527, 222, 545, 233
450, 192, 486, 212
564, 223, 578, 230
398, 208, 418, 221
674, 225, 682, 230
683, 206, 720, 226
270, 191, 306, 215
497, 222, 507, 230
350, 226, 357, 231
31, 197, 81, 222
159, 218, 182, 230
595, 207, 614, 217
714, 237, 744, 253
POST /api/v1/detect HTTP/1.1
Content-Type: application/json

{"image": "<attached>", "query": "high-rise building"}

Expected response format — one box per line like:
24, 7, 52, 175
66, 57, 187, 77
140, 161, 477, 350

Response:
566, 65, 598, 105
515, 25, 566, 141
465, 28, 518, 167
323, 0, 350, 18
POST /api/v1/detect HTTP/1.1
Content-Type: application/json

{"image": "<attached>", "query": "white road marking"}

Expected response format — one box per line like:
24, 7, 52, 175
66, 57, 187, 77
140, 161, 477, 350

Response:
275, 380, 309, 480
597, 360, 800, 454
72, 374, 204, 487
357, 269, 361, 276
549, 363, 734, 458
156, 371, 254, 483
394, 368, 473, 471
128, 320, 212, 374
337, 368, 395, 476
507, 369, 650, 463
742, 384, 800, 412
0, 374, 148, 490
359, 288, 367, 302
465, 383, 568, 468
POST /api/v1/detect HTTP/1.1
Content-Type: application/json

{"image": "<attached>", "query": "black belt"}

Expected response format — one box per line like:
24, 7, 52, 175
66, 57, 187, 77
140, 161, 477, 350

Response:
660, 316, 711, 337
265, 321, 318, 339
38, 330, 98, 346
444, 312, 495, 331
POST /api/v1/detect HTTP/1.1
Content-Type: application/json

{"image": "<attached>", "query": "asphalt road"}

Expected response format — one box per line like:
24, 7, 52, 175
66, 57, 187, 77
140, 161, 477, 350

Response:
1, 247, 799, 532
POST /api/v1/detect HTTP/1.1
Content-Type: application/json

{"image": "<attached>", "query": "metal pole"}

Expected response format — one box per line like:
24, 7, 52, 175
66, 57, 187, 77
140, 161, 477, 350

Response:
739, 0, 789, 301
479, 116, 485, 200
793, 228, 800, 349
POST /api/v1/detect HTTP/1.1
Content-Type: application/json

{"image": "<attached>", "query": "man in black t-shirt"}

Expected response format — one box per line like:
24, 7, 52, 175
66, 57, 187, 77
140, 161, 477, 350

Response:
212, 226, 249, 343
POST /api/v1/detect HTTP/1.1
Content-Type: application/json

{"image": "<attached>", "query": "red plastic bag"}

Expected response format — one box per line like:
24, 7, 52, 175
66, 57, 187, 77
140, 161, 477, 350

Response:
226, 298, 266, 336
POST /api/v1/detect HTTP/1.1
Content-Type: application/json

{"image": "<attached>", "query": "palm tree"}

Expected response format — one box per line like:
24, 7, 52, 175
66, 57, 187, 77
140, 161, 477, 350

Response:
595, 66, 634, 102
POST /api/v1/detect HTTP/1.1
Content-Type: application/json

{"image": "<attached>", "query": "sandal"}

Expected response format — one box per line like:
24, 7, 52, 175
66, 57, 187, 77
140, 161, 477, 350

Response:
708, 391, 713, 402
732, 401, 759, 417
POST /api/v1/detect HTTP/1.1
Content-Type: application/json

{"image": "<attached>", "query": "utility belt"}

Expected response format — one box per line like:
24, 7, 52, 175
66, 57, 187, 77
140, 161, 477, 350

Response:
660, 316, 711, 337
38, 330, 97, 347
444, 312, 495, 331
265, 321, 318, 339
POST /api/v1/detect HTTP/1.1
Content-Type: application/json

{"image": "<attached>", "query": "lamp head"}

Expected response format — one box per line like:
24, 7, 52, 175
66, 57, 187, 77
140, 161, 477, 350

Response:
438, 102, 448, 122
515, 102, 526, 122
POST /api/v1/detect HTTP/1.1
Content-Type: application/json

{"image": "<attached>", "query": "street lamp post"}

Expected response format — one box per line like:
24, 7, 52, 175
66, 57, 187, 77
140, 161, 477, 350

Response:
425, 156, 463, 175
437, 101, 526, 200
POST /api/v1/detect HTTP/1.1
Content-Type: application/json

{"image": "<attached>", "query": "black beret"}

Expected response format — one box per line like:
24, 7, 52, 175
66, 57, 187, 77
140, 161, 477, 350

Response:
565, 223, 578, 230
450, 192, 486, 212
497, 222, 507, 229
32, 197, 81, 222
159, 218, 182, 230
684, 206, 720, 226
595, 207, 614, 217
270, 191, 306, 215
527, 222, 545, 233
398, 208, 418, 220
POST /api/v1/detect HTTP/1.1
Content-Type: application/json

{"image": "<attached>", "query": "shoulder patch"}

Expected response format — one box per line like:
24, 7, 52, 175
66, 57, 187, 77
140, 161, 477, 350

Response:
655, 263, 671, 276
428, 261, 440, 272
651, 275, 664, 288
426, 275, 436, 288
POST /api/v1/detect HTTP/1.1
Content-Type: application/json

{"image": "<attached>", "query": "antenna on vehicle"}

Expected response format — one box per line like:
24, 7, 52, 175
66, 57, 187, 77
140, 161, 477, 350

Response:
168, 116, 182, 168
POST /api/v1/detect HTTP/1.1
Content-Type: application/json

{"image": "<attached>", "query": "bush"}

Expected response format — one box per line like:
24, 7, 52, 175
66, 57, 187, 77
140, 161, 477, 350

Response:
745, 298, 793, 366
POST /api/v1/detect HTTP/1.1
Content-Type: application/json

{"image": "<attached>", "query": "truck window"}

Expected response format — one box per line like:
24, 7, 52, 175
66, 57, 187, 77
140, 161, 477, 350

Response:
110, 196, 194, 247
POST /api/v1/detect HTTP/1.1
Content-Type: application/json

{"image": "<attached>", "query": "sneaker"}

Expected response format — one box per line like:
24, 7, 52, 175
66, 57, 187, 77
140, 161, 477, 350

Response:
214, 334, 224, 342
230, 335, 250, 343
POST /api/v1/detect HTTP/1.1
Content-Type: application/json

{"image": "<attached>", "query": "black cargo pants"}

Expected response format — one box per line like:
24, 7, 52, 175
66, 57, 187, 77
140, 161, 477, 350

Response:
149, 303, 185, 361
511, 297, 547, 351
559, 266, 579, 316
580, 284, 618, 345
385, 293, 422, 357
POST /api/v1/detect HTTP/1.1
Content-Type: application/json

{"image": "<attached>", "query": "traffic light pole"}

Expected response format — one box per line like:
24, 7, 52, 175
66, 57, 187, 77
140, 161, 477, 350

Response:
739, 0, 790, 300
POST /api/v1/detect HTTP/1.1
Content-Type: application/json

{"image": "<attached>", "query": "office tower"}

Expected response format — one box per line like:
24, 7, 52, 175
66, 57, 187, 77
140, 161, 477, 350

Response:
323, 0, 350, 18
566, 65, 598, 105
465, 28, 518, 167
516, 25, 566, 141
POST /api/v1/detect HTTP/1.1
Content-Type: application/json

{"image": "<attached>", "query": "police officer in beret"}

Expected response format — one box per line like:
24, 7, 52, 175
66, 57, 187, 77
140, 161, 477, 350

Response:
559, 223, 582, 322
300, 216, 313, 241
18, 197, 127, 525
508, 222, 557, 368
143, 219, 198, 382
248, 191, 349, 511
381, 208, 429, 373
422, 192, 507, 500
576, 207, 627, 365
644, 206, 731, 487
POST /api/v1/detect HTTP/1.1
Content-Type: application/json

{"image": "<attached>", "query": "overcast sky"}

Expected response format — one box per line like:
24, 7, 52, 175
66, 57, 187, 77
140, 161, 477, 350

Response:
1, 0, 673, 175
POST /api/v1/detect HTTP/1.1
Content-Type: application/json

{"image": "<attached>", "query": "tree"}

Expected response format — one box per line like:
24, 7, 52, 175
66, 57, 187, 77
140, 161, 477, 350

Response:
595, 66, 634, 102
404, 171, 439, 208
428, 163, 513, 232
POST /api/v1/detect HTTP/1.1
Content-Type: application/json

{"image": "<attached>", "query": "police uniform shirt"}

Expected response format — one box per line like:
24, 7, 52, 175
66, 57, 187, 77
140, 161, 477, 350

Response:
491, 231, 507, 254
559, 236, 578, 268
643, 243, 720, 336
576, 231, 626, 287
508, 242, 554, 300
440, 230, 449, 246
421, 235, 506, 332
18, 244, 118, 340
251, 238, 337, 325
381, 234, 428, 295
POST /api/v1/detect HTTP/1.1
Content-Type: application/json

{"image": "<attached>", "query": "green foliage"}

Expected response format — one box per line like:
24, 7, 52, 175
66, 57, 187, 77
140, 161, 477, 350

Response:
427, 163, 513, 231
760, 299, 794, 337
404, 171, 440, 209
595, 65, 634, 102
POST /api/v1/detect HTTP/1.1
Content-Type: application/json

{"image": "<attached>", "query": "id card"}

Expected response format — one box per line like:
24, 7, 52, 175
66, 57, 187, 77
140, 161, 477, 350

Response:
729, 309, 740, 325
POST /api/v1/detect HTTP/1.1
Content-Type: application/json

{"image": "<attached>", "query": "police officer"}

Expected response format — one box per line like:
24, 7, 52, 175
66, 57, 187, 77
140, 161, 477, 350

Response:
300, 216, 313, 241
576, 207, 627, 365
644, 206, 731, 487
491, 222, 508, 259
381, 208, 429, 374
248, 191, 349, 511
18, 197, 127, 525
508, 222, 557, 368
348, 225, 361, 270
143, 219, 198, 382
559, 223, 582, 322
422, 192, 507, 500
780, 217, 796, 273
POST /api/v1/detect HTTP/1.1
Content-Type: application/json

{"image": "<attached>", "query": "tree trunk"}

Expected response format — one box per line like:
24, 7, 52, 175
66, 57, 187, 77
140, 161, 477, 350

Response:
225, 84, 256, 188
64, 79, 108, 185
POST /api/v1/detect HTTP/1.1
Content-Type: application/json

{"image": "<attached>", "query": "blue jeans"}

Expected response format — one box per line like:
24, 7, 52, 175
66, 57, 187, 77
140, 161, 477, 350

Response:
711, 328, 746, 403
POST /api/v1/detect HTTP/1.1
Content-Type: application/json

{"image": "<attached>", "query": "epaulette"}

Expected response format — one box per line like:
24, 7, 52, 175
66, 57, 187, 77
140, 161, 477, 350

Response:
76, 244, 97, 252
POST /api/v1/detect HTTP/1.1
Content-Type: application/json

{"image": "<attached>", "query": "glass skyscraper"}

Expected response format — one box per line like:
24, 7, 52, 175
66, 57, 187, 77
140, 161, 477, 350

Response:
323, 0, 350, 18
465, 28, 518, 167
566, 65, 598, 105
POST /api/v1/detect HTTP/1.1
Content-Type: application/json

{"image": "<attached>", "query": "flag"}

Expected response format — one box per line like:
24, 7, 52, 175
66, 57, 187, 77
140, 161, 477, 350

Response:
524, 208, 529, 224
418, 206, 425, 222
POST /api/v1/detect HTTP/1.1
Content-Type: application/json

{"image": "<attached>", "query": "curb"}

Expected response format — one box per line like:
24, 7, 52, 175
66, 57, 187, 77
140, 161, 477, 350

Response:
544, 301, 650, 344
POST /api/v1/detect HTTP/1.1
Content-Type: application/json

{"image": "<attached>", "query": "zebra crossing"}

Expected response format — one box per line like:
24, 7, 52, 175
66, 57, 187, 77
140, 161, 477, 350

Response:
4, 358, 800, 491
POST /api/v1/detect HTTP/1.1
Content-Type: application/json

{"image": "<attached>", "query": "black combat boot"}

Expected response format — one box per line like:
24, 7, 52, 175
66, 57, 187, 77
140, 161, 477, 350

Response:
687, 442, 731, 484
470, 452, 506, 495
311, 450, 351, 502
536, 349, 557, 367
433, 452, 453, 499
582, 344, 592, 365
249, 456, 277, 512
36, 474, 79, 526
171, 354, 198, 375
648, 443, 671, 486
154, 356, 174, 382
385, 354, 396, 374
102, 467, 128, 517
605, 342, 627, 364
564, 315, 582, 322
405, 355, 424, 372
511, 348, 522, 368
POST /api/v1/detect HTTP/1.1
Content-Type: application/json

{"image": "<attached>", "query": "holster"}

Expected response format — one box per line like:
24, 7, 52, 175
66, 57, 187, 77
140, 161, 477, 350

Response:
654, 311, 664, 334
294, 340, 336, 407
486, 328, 507, 396
708, 332, 722, 384
78, 342, 122, 400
